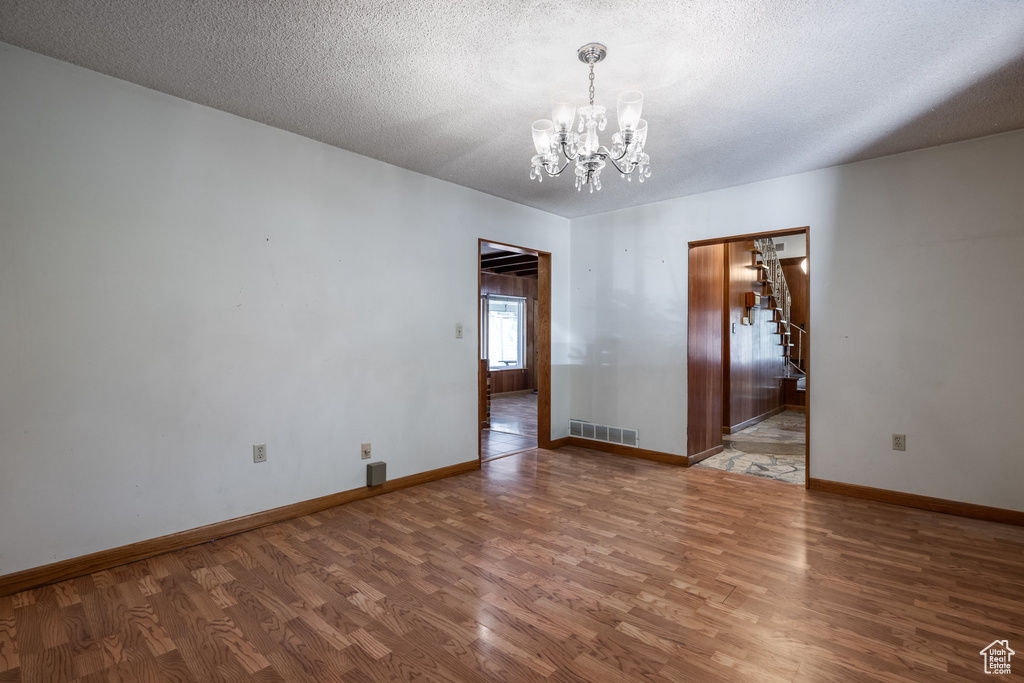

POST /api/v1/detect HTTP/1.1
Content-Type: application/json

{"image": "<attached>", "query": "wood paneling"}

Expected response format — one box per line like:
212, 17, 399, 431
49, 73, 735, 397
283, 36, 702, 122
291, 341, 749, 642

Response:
480, 272, 538, 299
723, 241, 785, 431
488, 368, 530, 393
782, 376, 806, 407
781, 257, 809, 372
4, 447, 1024, 682
809, 478, 1024, 527
478, 359, 489, 429
0, 459, 480, 597
687, 243, 724, 457
482, 272, 538, 393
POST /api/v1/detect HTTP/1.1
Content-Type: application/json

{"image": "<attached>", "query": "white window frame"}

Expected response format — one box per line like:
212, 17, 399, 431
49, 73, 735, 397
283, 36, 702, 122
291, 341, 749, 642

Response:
482, 294, 527, 371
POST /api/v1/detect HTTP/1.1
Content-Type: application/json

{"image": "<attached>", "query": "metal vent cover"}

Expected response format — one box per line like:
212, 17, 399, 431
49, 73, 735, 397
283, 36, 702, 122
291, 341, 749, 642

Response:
569, 420, 639, 448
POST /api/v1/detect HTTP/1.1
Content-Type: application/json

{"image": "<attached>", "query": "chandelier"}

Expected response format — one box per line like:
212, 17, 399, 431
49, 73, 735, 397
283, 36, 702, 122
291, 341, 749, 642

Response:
530, 43, 650, 193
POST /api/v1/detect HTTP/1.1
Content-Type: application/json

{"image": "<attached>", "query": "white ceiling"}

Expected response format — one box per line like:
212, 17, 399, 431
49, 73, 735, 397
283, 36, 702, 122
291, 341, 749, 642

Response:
2, 1, 1023, 219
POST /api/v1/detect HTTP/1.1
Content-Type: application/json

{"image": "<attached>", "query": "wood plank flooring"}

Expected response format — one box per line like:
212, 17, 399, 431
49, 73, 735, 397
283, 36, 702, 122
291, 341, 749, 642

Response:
488, 393, 538, 438
2, 446, 1023, 682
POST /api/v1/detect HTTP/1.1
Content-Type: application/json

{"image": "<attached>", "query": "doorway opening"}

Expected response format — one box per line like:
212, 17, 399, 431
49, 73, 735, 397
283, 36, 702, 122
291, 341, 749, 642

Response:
478, 240, 552, 462
686, 228, 810, 486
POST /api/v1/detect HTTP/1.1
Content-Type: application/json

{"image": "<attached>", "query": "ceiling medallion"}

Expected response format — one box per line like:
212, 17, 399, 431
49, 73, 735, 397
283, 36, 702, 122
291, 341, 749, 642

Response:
530, 43, 650, 193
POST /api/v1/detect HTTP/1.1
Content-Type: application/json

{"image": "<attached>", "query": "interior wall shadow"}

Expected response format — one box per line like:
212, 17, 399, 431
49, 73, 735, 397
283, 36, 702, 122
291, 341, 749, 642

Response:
840, 55, 1024, 166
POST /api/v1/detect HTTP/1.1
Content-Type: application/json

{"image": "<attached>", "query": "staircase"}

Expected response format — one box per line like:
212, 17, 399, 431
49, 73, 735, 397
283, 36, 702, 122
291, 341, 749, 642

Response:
753, 238, 807, 404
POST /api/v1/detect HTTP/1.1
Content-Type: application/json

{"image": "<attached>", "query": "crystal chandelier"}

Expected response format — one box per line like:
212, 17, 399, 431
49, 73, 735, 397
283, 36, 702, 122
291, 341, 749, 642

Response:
530, 43, 650, 193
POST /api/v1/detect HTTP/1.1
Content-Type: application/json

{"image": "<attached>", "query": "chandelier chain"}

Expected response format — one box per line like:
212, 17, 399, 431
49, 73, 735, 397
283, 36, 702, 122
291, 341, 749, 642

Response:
588, 65, 595, 106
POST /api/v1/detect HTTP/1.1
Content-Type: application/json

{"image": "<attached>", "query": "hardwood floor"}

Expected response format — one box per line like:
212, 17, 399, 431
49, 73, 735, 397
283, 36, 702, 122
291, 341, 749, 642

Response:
480, 430, 537, 461
488, 392, 538, 438
3, 446, 1024, 682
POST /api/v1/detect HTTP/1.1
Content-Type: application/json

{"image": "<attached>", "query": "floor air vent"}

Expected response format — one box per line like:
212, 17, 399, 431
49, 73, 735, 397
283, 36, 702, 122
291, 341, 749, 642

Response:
569, 420, 639, 448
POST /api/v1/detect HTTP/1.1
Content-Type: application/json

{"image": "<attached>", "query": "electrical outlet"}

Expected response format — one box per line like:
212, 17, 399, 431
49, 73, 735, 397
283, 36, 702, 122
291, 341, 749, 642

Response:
455, 323, 463, 339
361, 442, 371, 460
253, 443, 267, 463
892, 434, 906, 451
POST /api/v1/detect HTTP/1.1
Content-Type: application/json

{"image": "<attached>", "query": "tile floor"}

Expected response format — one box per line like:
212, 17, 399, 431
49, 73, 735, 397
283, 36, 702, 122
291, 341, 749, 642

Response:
482, 391, 537, 460
696, 409, 806, 484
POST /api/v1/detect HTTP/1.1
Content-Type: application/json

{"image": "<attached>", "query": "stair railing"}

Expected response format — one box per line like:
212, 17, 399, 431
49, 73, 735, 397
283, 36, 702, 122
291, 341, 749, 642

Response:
754, 237, 806, 378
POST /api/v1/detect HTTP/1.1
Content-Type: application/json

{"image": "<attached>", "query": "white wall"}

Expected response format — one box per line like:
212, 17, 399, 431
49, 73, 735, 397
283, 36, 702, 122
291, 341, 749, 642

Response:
570, 129, 1024, 512
0, 43, 570, 576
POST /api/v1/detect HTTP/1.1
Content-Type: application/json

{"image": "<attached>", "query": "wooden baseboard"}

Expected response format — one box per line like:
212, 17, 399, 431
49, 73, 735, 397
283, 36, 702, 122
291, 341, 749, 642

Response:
784, 404, 806, 412
0, 459, 481, 598
560, 437, 690, 466
724, 406, 784, 434
808, 478, 1024, 527
686, 444, 724, 466
542, 436, 570, 450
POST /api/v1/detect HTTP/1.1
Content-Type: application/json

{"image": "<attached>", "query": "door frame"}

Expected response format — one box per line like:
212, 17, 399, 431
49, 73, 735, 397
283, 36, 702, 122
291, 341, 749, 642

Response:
478, 239, 553, 461
687, 226, 811, 488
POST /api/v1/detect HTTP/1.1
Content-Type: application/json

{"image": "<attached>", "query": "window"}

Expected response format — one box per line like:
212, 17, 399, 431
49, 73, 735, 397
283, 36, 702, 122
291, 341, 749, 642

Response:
483, 295, 526, 370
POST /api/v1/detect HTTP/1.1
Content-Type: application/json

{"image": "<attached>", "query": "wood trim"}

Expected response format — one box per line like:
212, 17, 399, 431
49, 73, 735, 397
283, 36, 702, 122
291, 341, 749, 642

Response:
685, 225, 811, 489
479, 240, 553, 453
808, 478, 1024, 527
0, 459, 481, 598
687, 444, 725, 466
724, 406, 784, 434
481, 447, 538, 463
491, 388, 534, 397
536, 252, 553, 450
546, 437, 569, 449
561, 437, 690, 467
804, 228, 811, 489
478, 245, 483, 460
479, 239, 541, 257
688, 226, 810, 248
784, 404, 806, 412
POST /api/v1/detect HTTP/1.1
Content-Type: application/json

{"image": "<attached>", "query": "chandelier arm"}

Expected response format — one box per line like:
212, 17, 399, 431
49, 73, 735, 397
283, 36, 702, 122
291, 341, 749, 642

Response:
605, 155, 635, 175
545, 159, 574, 177
594, 143, 634, 163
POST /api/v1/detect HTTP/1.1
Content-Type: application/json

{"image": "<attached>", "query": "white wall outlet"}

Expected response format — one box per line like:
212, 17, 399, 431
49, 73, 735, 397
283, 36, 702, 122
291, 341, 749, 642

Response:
455, 323, 463, 339
892, 434, 906, 451
361, 442, 371, 460
253, 443, 267, 463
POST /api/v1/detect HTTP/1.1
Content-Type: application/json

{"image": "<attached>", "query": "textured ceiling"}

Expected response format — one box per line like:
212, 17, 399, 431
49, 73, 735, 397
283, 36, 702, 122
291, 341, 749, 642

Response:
2, 1, 1024, 218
